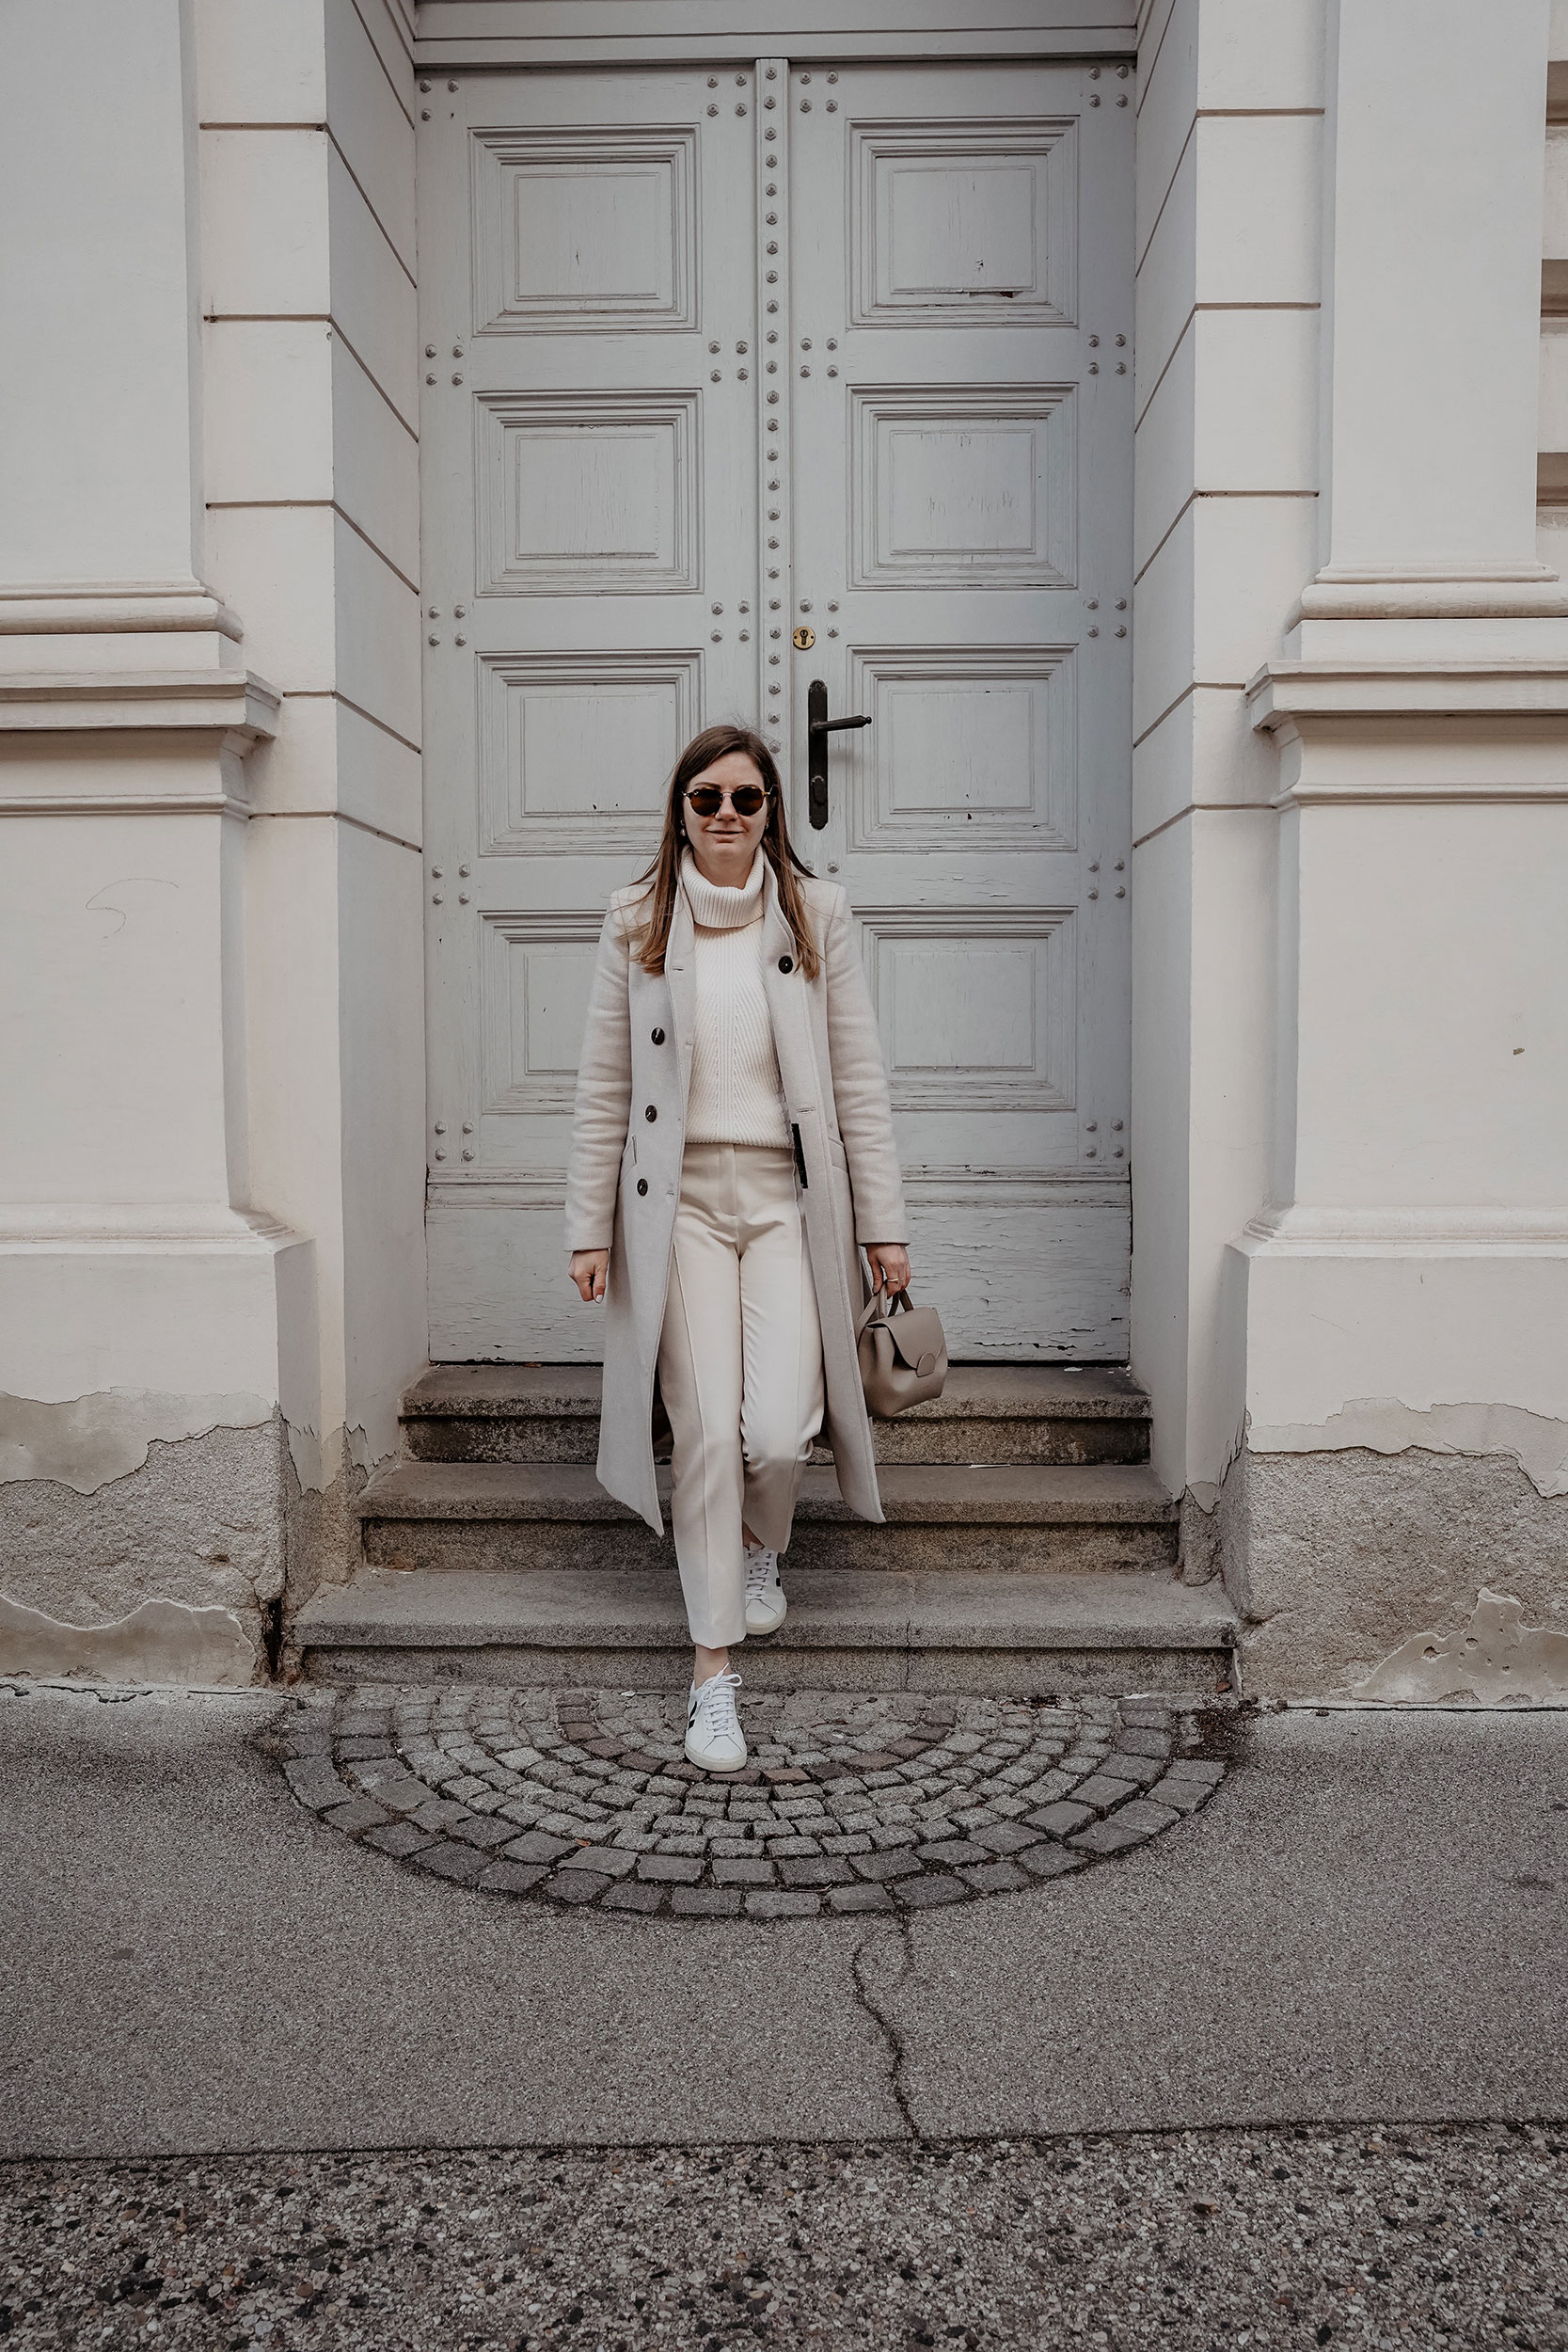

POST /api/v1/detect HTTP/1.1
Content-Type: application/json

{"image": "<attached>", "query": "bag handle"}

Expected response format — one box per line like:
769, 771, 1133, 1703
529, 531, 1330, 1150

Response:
855, 1283, 915, 1337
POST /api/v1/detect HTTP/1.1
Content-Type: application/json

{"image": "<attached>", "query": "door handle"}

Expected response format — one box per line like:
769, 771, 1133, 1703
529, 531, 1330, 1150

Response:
806, 677, 872, 831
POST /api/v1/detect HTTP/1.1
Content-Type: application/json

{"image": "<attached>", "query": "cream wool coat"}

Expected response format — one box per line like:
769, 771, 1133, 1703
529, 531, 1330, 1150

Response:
564, 860, 907, 1535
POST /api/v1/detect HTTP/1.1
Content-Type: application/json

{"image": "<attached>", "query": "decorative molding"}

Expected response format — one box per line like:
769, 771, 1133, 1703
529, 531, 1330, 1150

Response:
1248, 658, 1568, 804
470, 123, 697, 334
1291, 564, 1568, 625
411, 4, 1136, 69
479, 908, 604, 1115
901, 1166, 1126, 1194
851, 118, 1076, 329
0, 581, 244, 641
0, 673, 279, 813
757, 57, 791, 770
475, 389, 700, 594
478, 648, 699, 855
857, 904, 1075, 1111
1240, 1203, 1568, 1255
0, 1202, 301, 1248
851, 384, 1076, 590
427, 1174, 566, 1209
847, 643, 1077, 852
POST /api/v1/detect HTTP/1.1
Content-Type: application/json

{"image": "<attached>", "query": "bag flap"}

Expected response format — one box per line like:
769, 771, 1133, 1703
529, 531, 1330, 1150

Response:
882, 1307, 944, 1373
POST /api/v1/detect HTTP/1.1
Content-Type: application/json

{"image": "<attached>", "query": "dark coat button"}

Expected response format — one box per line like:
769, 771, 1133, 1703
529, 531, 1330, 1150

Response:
651, 1026, 665, 1044
645, 1104, 657, 1121
636, 1178, 648, 1196
778, 955, 794, 973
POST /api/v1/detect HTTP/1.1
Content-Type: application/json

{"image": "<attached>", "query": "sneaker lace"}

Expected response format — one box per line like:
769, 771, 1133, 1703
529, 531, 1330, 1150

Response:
692, 1667, 742, 1739
744, 1546, 778, 1603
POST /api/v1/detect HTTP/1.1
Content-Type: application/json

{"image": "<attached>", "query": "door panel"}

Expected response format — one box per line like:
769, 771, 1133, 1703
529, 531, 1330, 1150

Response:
788, 59, 1132, 1359
420, 56, 1132, 1361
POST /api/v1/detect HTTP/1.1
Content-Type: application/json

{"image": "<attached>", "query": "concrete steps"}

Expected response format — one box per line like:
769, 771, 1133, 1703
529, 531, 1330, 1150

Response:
290, 1362, 1233, 1695
401, 1363, 1153, 1468
356, 1460, 1179, 1577
293, 1566, 1235, 1697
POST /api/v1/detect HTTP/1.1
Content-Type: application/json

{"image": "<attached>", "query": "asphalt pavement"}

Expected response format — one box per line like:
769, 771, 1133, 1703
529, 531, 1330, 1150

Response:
2, 1683, 1563, 2161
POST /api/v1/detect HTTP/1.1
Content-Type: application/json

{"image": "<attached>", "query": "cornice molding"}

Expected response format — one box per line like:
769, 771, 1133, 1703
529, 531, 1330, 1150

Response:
1237, 1203, 1568, 1255
0, 580, 244, 642
1290, 564, 1568, 625
1247, 658, 1568, 804
0, 671, 280, 815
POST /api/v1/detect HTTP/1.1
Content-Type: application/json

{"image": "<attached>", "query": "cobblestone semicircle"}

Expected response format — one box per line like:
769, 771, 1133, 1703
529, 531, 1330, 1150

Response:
267, 1686, 1229, 1919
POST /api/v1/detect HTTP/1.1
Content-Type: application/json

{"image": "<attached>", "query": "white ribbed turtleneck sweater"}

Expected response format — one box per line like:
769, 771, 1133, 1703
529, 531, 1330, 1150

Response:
679, 851, 790, 1149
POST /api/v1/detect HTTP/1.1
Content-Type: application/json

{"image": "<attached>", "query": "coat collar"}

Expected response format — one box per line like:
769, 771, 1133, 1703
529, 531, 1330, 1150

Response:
664, 857, 816, 1111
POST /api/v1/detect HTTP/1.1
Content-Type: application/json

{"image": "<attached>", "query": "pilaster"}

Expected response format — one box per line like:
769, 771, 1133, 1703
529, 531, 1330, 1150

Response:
1229, 0, 1568, 1692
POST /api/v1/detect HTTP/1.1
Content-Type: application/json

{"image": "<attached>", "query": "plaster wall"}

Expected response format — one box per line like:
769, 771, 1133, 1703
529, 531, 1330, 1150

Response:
1133, 0, 1568, 1695
198, 0, 427, 1589
0, 0, 425, 1683
1130, 0, 1315, 1506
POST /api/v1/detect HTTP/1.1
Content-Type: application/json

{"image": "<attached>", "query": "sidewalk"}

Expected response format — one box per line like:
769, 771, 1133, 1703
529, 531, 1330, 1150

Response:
1, 1684, 1563, 2161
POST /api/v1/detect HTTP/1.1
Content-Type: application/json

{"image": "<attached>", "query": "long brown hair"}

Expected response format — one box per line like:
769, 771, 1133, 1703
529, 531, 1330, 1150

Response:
629, 723, 820, 979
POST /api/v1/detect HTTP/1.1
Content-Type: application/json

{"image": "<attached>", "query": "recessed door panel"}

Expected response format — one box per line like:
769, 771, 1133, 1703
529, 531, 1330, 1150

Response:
420, 56, 1132, 1361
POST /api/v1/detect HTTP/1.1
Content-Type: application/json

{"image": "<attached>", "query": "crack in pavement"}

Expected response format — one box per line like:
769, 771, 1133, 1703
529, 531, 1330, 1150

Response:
849, 1920, 918, 2137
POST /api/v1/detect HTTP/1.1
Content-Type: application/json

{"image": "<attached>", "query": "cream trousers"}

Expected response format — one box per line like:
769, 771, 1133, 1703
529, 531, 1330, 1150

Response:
657, 1140, 826, 1648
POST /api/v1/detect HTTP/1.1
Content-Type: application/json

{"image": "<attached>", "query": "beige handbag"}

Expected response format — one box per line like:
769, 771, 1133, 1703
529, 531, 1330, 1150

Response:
855, 1283, 948, 1417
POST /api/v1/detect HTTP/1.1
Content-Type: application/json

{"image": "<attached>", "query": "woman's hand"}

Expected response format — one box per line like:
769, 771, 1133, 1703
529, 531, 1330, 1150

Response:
866, 1244, 911, 1297
570, 1248, 610, 1303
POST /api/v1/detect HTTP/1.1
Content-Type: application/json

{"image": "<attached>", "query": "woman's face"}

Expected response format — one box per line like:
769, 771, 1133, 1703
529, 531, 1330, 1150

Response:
682, 749, 770, 872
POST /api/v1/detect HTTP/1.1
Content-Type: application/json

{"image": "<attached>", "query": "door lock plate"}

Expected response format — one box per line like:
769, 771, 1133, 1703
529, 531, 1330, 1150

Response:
792, 625, 816, 650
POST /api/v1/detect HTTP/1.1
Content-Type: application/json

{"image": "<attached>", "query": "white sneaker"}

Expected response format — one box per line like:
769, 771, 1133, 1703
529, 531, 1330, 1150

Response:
686, 1667, 747, 1772
744, 1542, 787, 1635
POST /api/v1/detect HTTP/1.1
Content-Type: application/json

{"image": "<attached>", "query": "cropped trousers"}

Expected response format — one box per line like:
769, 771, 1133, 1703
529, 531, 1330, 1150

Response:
657, 1140, 826, 1648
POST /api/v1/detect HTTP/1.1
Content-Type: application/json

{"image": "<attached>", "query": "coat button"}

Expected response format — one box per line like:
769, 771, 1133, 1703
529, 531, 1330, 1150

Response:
636, 1178, 648, 1196
651, 1026, 665, 1044
645, 1104, 657, 1121
778, 955, 794, 973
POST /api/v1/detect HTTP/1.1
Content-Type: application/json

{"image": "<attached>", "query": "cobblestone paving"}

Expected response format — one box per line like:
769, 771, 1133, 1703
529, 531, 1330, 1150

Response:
267, 1686, 1227, 1918
4, 2124, 1564, 2348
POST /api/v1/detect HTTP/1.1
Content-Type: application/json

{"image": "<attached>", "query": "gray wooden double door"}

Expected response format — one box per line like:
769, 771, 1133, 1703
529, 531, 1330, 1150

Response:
420, 56, 1133, 1360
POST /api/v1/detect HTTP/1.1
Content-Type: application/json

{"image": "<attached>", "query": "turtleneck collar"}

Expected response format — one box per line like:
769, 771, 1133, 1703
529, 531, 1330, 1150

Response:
679, 849, 767, 930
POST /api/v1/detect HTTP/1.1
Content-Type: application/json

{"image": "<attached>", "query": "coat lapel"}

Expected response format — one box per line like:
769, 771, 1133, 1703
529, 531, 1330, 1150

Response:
664, 882, 696, 1099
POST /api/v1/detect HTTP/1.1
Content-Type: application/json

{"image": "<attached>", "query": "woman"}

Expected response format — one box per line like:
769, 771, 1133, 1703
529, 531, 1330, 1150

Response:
564, 723, 910, 1771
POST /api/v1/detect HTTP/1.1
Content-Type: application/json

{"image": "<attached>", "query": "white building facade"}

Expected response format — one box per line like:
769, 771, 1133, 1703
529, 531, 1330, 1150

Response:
2, 0, 1564, 1698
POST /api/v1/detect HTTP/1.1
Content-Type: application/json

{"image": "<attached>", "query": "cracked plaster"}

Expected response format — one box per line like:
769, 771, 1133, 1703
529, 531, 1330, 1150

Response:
0, 1389, 275, 1494
1248, 1397, 1568, 1499
0, 1419, 286, 1651
1194, 1440, 1568, 1698
0, 1591, 254, 1685
1352, 1587, 1568, 1704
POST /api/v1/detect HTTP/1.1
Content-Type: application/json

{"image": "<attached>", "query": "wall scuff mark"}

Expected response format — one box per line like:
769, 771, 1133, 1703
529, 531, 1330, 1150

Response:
1352, 1588, 1568, 1705
0, 1591, 256, 1685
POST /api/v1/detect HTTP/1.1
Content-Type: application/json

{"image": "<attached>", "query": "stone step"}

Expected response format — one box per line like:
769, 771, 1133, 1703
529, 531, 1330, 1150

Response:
293, 1565, 1237, 1697
355, 1460, 1178, 1578
402, 1362, 1151, 1468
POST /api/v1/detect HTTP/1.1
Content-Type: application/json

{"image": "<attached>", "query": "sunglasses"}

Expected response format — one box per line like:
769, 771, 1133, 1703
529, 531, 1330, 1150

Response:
684, 783, 769, 817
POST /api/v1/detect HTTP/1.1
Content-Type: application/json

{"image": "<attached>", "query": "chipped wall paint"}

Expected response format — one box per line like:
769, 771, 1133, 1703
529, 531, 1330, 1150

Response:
1247, 1398, 1568, 1499
286, 1415, 395, 1498
0, 1591, 256, 1685
1209, 1442, 1568, 1698
1353, 1589, 1568, 1704
0, 1388, 274, 1494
